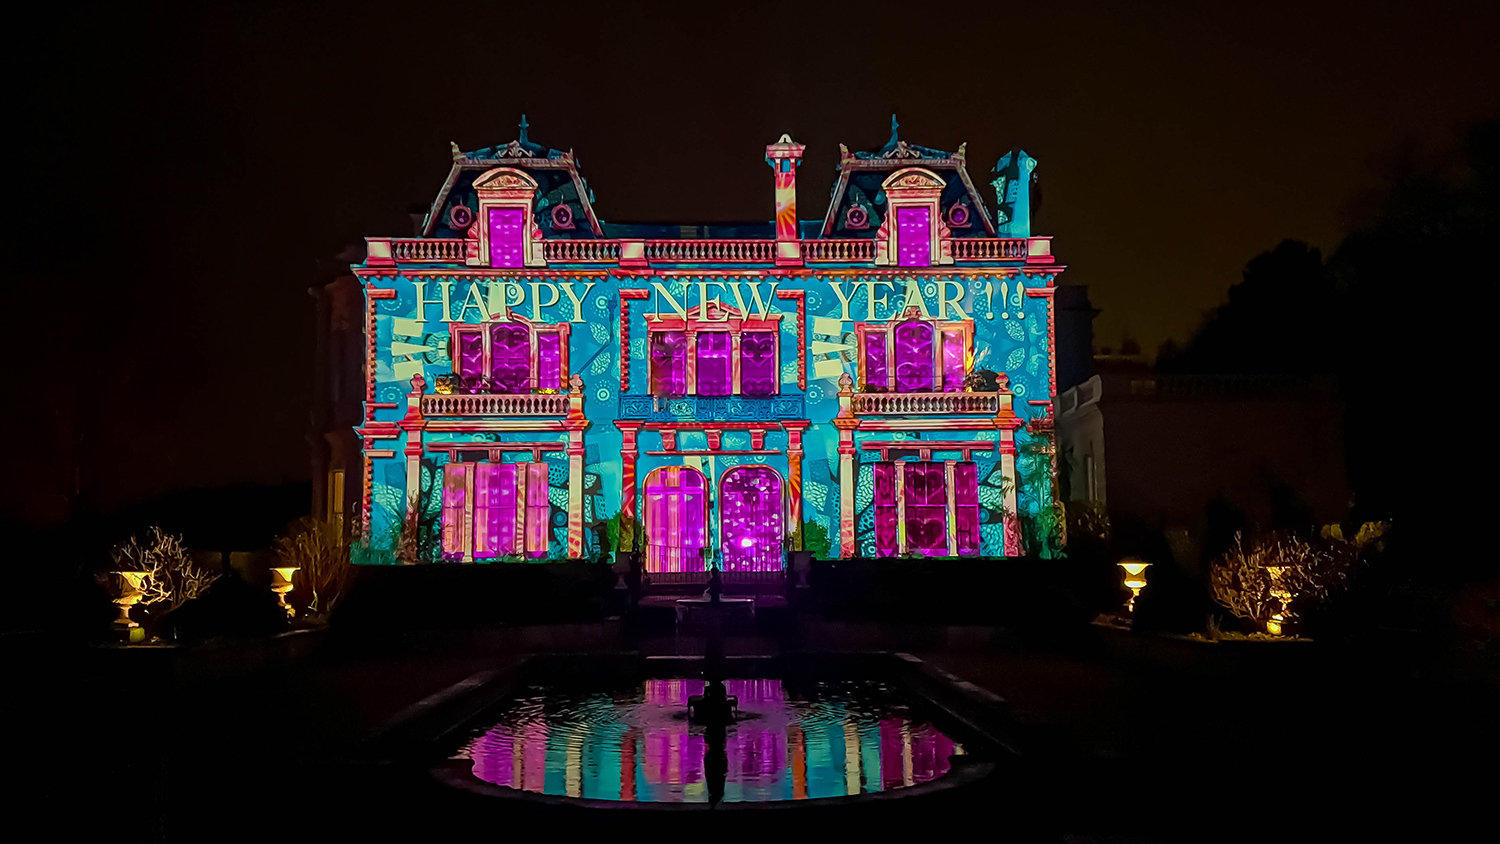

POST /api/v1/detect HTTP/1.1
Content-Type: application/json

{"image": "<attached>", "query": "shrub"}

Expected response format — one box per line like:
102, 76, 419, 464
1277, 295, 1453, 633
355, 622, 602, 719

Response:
107, 526, 219, 638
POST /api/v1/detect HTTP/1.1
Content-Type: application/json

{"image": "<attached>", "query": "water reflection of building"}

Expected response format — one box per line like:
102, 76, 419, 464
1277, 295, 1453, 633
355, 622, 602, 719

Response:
466, 679, 958, 802
350, 117, 1066, 572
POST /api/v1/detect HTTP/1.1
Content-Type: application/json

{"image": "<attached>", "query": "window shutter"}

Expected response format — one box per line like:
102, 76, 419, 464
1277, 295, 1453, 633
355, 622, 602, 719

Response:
863, 329, 888, 392
954, 462, 981, 555
440, 462, 473, 561
874, 461, 898, 556
524, 462, 551, 558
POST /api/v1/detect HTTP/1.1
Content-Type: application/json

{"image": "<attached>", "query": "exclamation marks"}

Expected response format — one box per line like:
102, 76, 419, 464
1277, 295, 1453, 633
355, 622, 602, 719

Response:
998, 281, 1009, 319
984, 280, 995, 319
1011, 280, 1024, 320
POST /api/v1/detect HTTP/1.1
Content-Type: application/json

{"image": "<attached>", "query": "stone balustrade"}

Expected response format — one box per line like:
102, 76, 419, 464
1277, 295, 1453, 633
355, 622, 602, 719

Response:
389, 238, 468, 262
951, 238, 1029, 261
851, 391, 1001, 415
802, 239, 876, 262
421, 393, 569, 417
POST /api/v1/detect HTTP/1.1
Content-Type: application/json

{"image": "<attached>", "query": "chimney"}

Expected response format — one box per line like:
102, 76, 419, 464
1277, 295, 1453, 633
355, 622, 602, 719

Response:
765, 134, 805, 267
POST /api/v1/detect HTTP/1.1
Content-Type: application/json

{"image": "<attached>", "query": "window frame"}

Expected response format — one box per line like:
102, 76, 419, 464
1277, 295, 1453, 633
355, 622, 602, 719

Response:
872, 459, 982, 557
855, 310, 973, 394
449, 315, 571, 393
646, 301, 781, 397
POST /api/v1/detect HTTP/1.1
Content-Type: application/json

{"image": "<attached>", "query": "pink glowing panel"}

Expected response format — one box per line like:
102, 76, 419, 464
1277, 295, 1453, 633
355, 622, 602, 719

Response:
644, 467, 707, 573
896, 206, 931, 267
488, 207, 525, 268
537, 331, 561, 390
863, 329, 887, 391
524, 462, 550, 558
905, 462, 948, 555
489, 323, 530, 393
954, 462, 980, 555
894, 321, 935, 393
739, 331, 777, 395
942, 328, 966, 392
455, 328, 485, 393
649, 331, 687, 396
696, 331, 731, 396
874, 462, 898, 556
440, 462, 472, 560
473, 462, 519, 559
720, 467, 783, 572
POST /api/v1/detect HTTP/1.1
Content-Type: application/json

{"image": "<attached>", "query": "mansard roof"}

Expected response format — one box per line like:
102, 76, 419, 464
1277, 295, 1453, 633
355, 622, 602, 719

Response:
819, 116, 997, 238
421, 116, 605, 238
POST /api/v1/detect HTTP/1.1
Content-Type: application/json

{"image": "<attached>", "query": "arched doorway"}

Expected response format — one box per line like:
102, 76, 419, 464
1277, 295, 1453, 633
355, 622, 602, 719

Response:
719, 466, 784, 572
643, 466, 708, 573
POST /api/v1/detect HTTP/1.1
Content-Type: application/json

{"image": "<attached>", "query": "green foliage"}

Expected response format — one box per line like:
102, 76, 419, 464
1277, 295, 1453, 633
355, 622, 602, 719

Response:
601, 510, 638, 554
785, 519, 832, 559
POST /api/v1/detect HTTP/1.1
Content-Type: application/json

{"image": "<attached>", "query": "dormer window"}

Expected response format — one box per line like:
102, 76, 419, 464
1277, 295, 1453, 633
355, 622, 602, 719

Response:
468, 167, 547, 269
450, 317, 570, 393
874, 167, 954, 267
896, 207, 932, 267
488, 208, 526, 268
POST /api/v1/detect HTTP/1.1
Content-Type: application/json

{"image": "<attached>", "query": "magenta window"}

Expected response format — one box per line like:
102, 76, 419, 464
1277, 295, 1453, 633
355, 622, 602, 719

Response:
473, 463, 519, 559
644, 467, 707, 573
696, 331, 731, 396
905, 462, 948, 555
649, 331, 687, 396
488, 207, 525, 268
454, 329, 486, 393
942, 328, 966, 392
441, 463, 472, 560
895, 206, 931, 267
523, 462, 550, 558
874, 462, 898, 556
720, 467, 783, 572
893, 321, 936, 392
740, 332, 778, 396
488, 323, 530, 393
863, 329, 888, 392
537, 331, 561, 390
954, 462, 980, 555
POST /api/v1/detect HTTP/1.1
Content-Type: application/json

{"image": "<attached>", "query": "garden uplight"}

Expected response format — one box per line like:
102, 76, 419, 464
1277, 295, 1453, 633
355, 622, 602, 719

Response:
1118, 558, 1151, 613
108, 570, 148, 643
270, 566, 299, 619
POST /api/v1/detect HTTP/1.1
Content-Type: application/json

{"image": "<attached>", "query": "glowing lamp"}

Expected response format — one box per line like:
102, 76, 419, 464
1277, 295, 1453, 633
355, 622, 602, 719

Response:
1118, 558, 1150, 613
1264, 566, 1292, 636
108, 571, 148, 643
270, 566, 299, 619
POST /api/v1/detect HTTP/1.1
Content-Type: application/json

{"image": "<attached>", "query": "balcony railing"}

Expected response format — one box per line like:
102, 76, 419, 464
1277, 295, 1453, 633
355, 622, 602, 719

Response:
618, 394, 805, 422
951, 238, 1028, 261
643, 239, 776, 263
390, 238, 468, 262
803, 239, 876, 262
543, 240, 621, 263
851, 391, 1001, 415
421, 393, 569, 417
377, 236, 1038, 266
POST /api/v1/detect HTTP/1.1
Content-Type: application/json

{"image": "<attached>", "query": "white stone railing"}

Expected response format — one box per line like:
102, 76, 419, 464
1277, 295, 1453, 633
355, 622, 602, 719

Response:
802, 239, 876, 262
421, 393, 569, 416
951, 238, 1028, 261
543, 240, 622, 263
851, 391, 1001, 415
643, 239, 776, 263
390, 238, 468, 262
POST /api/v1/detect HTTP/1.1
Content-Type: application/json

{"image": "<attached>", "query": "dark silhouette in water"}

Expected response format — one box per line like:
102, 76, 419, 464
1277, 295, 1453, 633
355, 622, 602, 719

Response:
688, 561, 738, 807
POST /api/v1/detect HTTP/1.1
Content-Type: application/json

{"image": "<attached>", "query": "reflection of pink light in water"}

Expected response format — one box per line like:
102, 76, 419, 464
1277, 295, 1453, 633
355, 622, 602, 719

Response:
467, 679, 955, 802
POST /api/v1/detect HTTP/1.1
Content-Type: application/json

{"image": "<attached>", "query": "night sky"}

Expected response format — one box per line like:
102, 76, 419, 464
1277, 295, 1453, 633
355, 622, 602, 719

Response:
14, 1, 1498, 526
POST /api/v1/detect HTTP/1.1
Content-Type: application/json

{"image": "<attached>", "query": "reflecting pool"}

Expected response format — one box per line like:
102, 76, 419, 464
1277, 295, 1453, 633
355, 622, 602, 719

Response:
457, 678, 962, 803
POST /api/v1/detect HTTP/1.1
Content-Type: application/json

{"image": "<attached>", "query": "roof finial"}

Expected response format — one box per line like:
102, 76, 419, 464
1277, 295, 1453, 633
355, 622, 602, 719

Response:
889, 113, 899, 146
519, 114, 530, 144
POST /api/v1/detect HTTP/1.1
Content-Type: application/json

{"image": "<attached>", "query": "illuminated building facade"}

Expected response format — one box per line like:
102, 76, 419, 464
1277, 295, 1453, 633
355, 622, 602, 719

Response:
353, 118, 1065, 571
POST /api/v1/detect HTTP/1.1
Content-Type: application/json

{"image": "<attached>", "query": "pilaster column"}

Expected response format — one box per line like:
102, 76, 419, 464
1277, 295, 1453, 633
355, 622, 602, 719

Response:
398, 374, 428, 521
566, 374, 589, 558
784, 421, 809, 546
834, 373, 859, 557
684, 328, 698, 395
1000, 433, 1021, 556
615, 420, 644, 552
895, 460, 907, 555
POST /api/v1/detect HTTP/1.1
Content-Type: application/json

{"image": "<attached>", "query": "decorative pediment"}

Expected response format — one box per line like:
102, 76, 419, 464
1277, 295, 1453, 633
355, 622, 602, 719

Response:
882, 167, 947, 192
472, 167, 540, 193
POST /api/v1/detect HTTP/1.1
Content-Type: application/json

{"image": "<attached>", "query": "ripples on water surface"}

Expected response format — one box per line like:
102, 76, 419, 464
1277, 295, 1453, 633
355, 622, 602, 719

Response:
458, 679, 962, 803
